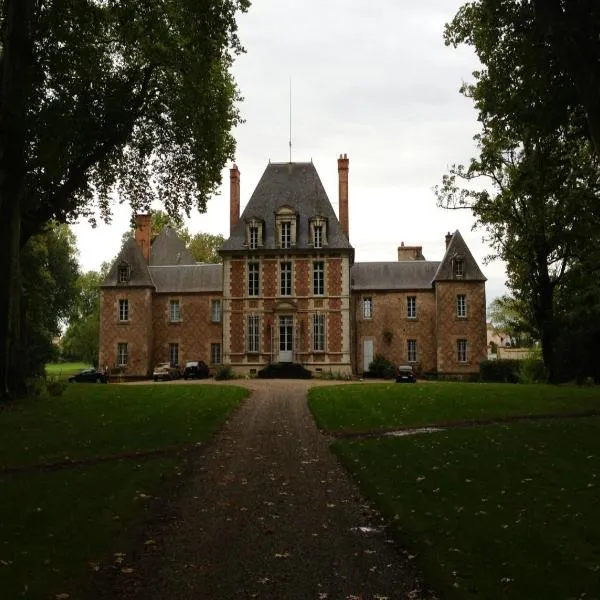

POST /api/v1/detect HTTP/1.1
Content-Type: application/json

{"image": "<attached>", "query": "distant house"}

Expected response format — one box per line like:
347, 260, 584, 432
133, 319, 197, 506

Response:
99, 155, 487, 377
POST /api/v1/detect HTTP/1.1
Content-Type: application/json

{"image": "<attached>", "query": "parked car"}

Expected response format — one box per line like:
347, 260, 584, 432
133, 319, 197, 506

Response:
395, 364, 416, 383
183, 360, 210, 380
153, 362, 181, 381
68, 368, 107, 384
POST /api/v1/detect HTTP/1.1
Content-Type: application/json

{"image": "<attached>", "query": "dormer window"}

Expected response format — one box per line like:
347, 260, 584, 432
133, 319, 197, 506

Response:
118, 263, 130, 284
309, 216, 328, 248
245, 218, 264, 250
453, 255, 465, 278
274, 206, 297, 249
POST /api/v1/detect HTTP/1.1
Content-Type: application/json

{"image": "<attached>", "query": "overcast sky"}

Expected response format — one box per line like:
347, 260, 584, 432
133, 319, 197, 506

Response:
73, 0, 508, 303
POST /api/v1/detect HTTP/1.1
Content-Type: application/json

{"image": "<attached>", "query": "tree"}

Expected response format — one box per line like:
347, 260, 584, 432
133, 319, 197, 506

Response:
188, 232, 225, 263
488, 295, 534, 348
0, 0, 249, 397
438, 0, 600, 381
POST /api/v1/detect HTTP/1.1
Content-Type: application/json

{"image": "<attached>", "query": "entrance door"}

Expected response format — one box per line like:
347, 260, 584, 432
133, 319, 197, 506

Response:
278, 316, 293, 362
363, 339, 374, 373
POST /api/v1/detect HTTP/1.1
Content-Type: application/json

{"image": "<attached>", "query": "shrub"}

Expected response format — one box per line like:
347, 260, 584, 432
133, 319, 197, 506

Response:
367, 354, 396, 379
518, 358, 547, 384
257, 362, 312, 379
214, 365, 234, 380
479, 359, 521, 383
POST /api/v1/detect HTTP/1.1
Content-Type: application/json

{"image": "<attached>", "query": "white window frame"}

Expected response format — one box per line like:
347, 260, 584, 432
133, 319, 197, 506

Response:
248, 262, 260, 297
247, 314, 260, 353
169, 299, 181, 322
280, 262, 292, 296
211, 299, 222, 323
280, 221, 291, 249
407, 339, 417, 363
118, 265, 129, 284
454, 259, 464, 277
169, 342, 179, 367
118, 299, 129, 322
457, 338, 468, 363
456, 294, 467, 318
249, 226, 259, 250
314, 225, 323, 248
313, 261, 324, 296
312, 313, 326, 352
211, 342, 222, 364
407, 296, 417, 319
363, 297, 372, 319
117, 342, 128, 367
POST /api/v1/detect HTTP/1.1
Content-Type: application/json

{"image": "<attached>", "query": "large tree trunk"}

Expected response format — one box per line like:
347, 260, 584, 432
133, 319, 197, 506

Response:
0, 0, 35, 399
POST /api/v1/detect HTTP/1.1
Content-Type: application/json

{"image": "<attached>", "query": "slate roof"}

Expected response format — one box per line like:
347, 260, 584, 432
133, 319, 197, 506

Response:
148, 264, 222, 293
150, 227, 196, 266
351, 261, 441, 291
101, 238, 154, 287
221, 161, 353, 252
433, 230, 487, 282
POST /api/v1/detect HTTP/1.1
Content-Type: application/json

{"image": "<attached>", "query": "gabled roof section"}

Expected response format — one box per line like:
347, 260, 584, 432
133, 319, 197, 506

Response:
150, 227, 196, 266
101, 238, 154, 288
148, 264, 222, 293
221, 161, 352, 252
351, 261, 440, 291
433, 230, 486, 282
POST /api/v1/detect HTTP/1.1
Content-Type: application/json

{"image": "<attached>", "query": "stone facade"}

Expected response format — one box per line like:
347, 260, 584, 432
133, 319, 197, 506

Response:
99, 156, 487, 378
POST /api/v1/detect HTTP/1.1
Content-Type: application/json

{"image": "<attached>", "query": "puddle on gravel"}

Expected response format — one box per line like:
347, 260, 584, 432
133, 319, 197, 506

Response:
385, 427, 444, 437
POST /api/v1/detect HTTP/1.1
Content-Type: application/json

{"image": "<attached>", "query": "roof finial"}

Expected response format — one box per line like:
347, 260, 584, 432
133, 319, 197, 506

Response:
289, 77, 292, 163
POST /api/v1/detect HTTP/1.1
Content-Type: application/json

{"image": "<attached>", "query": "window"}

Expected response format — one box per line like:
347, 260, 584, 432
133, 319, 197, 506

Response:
457, 338, 468, 362
248, 262, 260, 296
211, 343, 222, 364
281, 221, 291, 249
169, 299, 181, 322
211, 299, 222, 323
407, 296, 416, 319
280, 262, 292, 296
456, 294, 467, 318
249, 226, 259, 250
313, 314, 325, 352
314, 225, 323, 248
363, 297, 373, 319
118, 265, 129, 284
118, 299, 129, 322
247, 315, 260, 353
313, 261, 324, 295
407, 339, 417, 362
454, 258, 464, 277
117, 342, 128, 367
169, 343, 179, 367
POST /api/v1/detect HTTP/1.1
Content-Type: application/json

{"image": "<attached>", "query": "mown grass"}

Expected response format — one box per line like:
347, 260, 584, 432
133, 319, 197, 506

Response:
333, 418, 600, 600
45, 362, 91, 379
308, 382, 600, 433
0, 383, 248, 599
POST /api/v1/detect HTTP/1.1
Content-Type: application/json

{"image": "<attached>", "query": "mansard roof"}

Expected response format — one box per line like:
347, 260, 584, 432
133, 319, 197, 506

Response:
101, 238, 154, 287
433, 230, 487, 282
221, 161, 352, 252
148, 264, 222, 293
150, 227, 196, 266
351, 261, 440, 291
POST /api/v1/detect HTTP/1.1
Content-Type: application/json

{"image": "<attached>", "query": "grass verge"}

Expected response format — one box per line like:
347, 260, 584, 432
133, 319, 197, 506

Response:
308, 382, 600, 433
333, 418, 600, 600
0, 383, 248, 599
45, 362, 92, 379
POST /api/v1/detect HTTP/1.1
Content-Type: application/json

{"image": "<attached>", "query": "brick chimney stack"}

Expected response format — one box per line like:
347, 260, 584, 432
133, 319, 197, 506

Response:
398, 242, 425, 261
135, 214, 151, 262
230, 164, 240, 235
337, 153, 349, 239
445, 231, 453, 249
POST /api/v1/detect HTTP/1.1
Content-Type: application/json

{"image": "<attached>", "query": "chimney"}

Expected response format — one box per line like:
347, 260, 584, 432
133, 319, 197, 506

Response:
398, 242, 425, 261
337, 153, 349, 239
445, 231, 453, 249
230, 164, 240, 235
135, 214, 151, 262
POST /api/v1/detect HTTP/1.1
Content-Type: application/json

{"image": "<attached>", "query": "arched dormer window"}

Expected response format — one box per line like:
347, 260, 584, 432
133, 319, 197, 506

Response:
309, 216, 328, 248
245, 217, 264, 250
452, 253, 465, 278
274, 206, 297, 249
117, 262, 131, 284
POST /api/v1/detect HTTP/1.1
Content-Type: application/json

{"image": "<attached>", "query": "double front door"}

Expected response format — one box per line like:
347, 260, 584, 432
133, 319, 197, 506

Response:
278, 315, 293, 362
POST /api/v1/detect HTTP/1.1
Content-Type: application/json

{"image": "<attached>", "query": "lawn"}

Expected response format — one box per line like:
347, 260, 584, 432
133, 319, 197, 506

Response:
308, 381, 600, 433
0, 383, 248, 599
309, 382, 600, 600
46, 362, 92, 379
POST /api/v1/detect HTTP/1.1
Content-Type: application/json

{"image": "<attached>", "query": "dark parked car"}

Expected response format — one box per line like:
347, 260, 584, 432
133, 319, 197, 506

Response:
183, 360, 210, 380
395, 365, 416, 383
68, 368, 107, 383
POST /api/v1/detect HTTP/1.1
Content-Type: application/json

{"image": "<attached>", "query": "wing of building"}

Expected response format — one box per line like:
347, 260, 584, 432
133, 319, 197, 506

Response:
99, 155, 487, 378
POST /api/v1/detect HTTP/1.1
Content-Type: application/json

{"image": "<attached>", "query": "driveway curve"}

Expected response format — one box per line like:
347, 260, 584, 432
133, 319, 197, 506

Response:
109, 379, 436, 600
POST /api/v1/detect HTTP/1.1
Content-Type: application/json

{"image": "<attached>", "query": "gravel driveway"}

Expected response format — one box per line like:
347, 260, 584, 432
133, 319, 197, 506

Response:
109, 379, 436, 600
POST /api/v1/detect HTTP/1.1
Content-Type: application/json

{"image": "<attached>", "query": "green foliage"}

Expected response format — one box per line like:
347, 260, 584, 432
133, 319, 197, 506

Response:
518, 357, 547, 384
214, 365, 234, 380
188, 231, 225, 263
367, 354, 396, 379
488, 295, 535, 347
256, 362, 312, 379
479, 359, 521, 383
